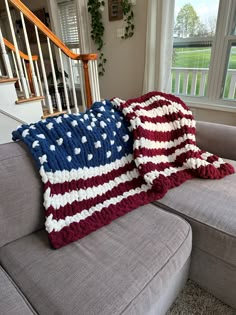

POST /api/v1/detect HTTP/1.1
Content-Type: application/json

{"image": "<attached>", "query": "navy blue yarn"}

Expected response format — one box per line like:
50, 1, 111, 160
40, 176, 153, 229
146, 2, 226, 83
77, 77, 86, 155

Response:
12, 100, 133, 172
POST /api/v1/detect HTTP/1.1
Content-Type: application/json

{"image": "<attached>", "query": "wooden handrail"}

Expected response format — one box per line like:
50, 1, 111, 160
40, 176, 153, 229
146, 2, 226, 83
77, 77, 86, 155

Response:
3, 37, 38, 61
9, 0, 97, 62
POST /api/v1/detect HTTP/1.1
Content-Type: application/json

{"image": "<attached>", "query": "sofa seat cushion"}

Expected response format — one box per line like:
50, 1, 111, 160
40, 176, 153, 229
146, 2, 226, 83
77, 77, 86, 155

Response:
0, 204, 191, 315
153, 159, 236, 267
0, 266, 35, 314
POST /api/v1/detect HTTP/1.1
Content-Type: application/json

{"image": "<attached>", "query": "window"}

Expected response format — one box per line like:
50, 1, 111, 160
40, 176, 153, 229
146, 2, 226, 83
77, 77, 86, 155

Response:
57, 0, 81, 85
171, 0, 236, 106
58, 0, 80, 49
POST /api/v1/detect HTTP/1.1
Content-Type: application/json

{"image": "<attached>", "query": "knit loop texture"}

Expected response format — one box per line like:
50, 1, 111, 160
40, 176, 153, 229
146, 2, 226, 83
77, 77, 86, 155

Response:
12, 94, 234, 248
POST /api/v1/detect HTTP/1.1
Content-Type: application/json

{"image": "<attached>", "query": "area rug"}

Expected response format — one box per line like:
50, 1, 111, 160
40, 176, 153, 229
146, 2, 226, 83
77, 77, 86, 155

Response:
167, 280, 235, 315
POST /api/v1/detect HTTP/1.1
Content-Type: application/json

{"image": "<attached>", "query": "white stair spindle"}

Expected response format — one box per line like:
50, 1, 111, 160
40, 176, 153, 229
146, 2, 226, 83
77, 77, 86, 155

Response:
22, 59, 31, 95
20, 12, 40, 96
0, 26, 13, 78
11, 51, 22, 91
88, 61, 96, 103
78, 60, 86, 112
35, 60, 45, 106
34, 61, 43, 96
69, 58, 78, 113
47, 37, 62, 112
4, 0, 29, 98
94, 60, 101, 101
35, 26, 53, 113
58, 48, 70, 113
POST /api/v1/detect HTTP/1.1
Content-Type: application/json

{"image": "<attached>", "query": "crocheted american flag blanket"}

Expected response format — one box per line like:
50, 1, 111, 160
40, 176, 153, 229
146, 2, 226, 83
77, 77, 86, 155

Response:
12, 93, 234, 249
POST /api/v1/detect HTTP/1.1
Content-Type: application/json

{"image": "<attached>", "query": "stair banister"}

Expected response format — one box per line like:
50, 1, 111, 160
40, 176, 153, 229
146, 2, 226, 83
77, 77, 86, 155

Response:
20, 11, 40, 96
4, 37, 39, 95
4, 0, 29, 98
9, 0, 100, 108
0, 27, 13, 78
11, 51, 22, 91
34, 25, 53, 114
58, 48, 71, 114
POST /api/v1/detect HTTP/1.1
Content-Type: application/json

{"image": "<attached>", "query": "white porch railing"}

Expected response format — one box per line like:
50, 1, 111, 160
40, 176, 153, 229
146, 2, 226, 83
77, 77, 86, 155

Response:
171, 67, 236, 100
0, 0, 101, 116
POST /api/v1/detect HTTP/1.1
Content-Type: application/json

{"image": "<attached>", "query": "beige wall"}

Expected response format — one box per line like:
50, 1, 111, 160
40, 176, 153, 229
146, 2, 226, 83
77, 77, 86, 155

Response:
97, 0, 147, 100
190, 107, 236, 126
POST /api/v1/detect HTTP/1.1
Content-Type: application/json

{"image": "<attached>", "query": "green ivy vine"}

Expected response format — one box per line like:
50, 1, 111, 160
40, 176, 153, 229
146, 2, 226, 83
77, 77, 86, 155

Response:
87, 0, 107, 76
121, 0, 135, 39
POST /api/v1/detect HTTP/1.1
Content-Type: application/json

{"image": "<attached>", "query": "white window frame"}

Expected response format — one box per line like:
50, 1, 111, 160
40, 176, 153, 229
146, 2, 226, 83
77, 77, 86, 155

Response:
174, 0, 236, 113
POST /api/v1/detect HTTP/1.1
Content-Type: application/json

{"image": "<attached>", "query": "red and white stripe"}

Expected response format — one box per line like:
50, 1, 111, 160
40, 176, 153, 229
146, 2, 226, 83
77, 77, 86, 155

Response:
112, 91, 234, 191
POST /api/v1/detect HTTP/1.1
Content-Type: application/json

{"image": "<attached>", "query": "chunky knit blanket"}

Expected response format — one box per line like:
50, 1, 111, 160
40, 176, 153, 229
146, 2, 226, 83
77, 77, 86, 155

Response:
12, 93, 234, 249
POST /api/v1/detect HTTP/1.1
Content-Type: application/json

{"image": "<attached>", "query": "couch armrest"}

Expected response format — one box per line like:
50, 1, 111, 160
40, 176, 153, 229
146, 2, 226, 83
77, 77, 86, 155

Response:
196, 121, 236, 161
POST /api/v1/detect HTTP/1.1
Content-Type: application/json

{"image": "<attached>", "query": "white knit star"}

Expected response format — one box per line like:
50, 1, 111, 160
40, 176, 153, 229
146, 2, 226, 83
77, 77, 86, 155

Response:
32, 140, 39, 148
22, 129, 29, 137
67, 156, 72, 162
110, 140, 115, 145
71, 120, 78, 127
67, 132, 72, 138
116, 122, 122, 129
56, 138, 63, 145
82, 136, 87, 143
39, 154, 47, 165
87, 126, 93, 131
74, 148, 81, 155
37, 134, 46, 139
102, 133, 107, 140
123, 135, 129, 142
88, 154, 93, 161
106, 151, 111, 158
55, 117, 62, 124
50, 145, 56, 151
46, 122, 54, 130
100, 121, 107, 128
117, 146, 122, 152
94, 141, 101, 148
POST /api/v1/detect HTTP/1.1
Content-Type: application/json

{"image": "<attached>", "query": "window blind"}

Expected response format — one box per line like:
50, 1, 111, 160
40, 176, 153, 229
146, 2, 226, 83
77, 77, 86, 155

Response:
58, 0, 80, 48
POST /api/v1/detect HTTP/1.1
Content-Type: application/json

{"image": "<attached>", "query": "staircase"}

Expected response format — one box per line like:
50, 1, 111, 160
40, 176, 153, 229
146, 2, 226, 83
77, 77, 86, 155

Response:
0, 77, 43, 144
0, 0, 101, 144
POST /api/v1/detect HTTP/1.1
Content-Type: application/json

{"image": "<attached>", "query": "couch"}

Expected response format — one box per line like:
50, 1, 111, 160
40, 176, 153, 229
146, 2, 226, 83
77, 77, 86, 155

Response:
0, 121, 235, 314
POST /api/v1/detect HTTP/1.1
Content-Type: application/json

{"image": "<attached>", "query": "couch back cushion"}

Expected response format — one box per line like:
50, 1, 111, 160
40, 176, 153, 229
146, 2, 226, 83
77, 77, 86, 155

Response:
0, 141, 44, 247
196, 121, 236, 161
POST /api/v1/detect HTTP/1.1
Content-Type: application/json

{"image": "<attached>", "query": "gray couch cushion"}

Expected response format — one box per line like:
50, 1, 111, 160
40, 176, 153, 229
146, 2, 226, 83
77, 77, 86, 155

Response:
0, 266, 35, 315
0, 204, 191, 315
153, 159, 236, 267
0, 142, 44, 247
196, 121, 236, 161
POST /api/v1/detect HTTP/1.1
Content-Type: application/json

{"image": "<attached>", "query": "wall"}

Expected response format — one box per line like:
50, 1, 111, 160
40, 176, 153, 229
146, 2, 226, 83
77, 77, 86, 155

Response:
190, 107, 236, 126
96, 0, 147, 100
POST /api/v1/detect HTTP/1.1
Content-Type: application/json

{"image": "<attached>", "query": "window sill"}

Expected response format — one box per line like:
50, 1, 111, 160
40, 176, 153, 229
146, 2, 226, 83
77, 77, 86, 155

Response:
179, 96, 236, 113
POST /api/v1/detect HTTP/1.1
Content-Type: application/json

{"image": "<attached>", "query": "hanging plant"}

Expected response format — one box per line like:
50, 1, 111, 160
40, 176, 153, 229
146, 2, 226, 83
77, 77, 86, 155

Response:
87, 0, 107, 76
121, 0, 135, 39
